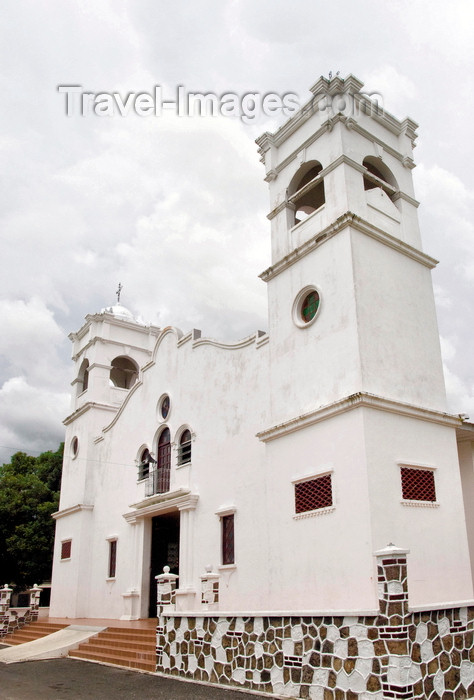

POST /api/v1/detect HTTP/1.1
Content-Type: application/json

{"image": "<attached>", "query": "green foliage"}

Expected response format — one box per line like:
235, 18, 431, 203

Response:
0, 444, 63, 588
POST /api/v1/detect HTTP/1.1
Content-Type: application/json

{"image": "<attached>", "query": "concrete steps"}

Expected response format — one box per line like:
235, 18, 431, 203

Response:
2, 621, 68, 646
69, 627, 156, 672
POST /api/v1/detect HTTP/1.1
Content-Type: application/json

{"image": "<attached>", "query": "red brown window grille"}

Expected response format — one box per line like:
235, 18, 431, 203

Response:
295, 474, 332, 514
108, 540, 117, 578
138, 448, 151, 480
156, 428, 171, 493
61, 540, 72, 560
401, 467, 436, 502
222, 514, 235, 565
178, 429, 192, 465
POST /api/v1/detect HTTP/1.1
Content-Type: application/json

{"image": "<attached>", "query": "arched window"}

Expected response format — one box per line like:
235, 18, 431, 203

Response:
156, 428, 171, 493
362, 157, 397, 201
178, 429, 192, 465
110, 356, 138, 389
78, 359, 89, 394
289, 161, 325, 225
138, 447, 156, 481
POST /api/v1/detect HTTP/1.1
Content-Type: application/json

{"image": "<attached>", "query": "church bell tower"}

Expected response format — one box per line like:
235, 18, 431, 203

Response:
257, 74, 447, 421
256, 75, 473, 610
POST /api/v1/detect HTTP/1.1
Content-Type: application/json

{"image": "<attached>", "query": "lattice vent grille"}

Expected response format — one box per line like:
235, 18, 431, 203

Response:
295, 474, 332, 513
61, 540, 72, 559
401, 467, 436, 502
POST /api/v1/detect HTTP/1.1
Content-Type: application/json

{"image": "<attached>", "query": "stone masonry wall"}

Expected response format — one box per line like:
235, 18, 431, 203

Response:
0, 584, 41, 638
156, 552, 474, 698
0, 608, 39, 638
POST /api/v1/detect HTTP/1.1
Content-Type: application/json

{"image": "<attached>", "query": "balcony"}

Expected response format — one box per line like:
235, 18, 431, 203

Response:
145, 465, 170, 497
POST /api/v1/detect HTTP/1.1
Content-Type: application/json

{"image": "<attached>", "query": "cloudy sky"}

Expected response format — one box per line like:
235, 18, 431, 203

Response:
1, 0, 473, 461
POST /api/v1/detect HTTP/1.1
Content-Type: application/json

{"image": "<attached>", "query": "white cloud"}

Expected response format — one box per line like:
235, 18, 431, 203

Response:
443, 364, 474, 419
0, 0, 473, 458
0, 298, 68, 388
413, 163, 474, 414
109, 116, 269, 338
415, 164, 473, 224
440, 336, 457, 364
433, 284, 452, 310
392, 0, 474, 64
0, 377, 68, 462
363, 66, 416, 116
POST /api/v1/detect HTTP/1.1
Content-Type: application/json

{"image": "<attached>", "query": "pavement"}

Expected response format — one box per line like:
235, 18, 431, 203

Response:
0, 657, 272, 699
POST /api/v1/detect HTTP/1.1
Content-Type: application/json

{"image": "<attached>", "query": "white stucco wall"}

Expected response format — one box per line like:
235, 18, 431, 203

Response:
352, 229, 447, 411
362, 409, 474, 607
266, 230, 362, 427
458, 437, 474, 586
51, 326, 272, 619
260, 410, 378, 612
50, 75, 474, 621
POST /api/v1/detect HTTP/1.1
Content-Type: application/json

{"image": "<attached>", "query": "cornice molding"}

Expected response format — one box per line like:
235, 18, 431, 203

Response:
266, 155, 418, 221
257, 112, 416, 185
71, 336, 153, 363
124, 490, 199, 523
293, 506, 335, 521
52, 504, 94, 520
87, 362, 112, 372
259, 211, 437, 283
86, 312, 160, 333
267, 199, 290, 221
342, 115, 416, 161
392, 190, 419, 208
70, 314, 160, 345
374, 544, 410, 558
215, 505, 237, 517
138, 330, 269, 378
401, 500, 440, 509
257, 118, 334, 175
456, 422, 474, 443
150, 326, 184, 363
166, 606, 381, 618
192, 331, 265, 352
324, 153, 365, 176
63, 401, 118, 426
177, 328, 202, 347
256, 332, 269, 349
256, 392, 461, 442
101, 380, 144, 434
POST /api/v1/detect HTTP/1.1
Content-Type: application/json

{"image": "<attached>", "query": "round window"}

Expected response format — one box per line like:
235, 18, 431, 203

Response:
293, 287, 321, 328
301, 290, 320, 323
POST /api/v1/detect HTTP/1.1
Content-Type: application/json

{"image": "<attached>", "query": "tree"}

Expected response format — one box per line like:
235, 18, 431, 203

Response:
0, 444, 63, 588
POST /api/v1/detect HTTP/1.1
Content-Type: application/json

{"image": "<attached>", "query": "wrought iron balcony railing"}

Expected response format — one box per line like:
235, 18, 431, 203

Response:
145, 465, 170, 496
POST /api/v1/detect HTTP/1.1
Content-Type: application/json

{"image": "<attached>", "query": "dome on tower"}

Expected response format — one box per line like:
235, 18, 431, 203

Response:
100, 303, 141, 323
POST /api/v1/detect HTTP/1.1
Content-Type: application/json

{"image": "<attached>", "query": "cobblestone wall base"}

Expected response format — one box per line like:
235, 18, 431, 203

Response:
0, 607, 38, 638
155, 556, 474, 698
156, 608, 474, 699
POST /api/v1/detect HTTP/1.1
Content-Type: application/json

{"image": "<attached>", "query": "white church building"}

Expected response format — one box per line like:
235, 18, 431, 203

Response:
50, 75, 474, 698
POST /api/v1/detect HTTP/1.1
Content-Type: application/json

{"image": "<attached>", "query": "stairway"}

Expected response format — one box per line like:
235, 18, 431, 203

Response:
69, 627, 157, 672
2, 620, 68, 645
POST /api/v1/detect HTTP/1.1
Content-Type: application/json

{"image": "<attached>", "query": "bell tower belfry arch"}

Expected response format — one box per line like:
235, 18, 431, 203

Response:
256, 75, 473, 610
